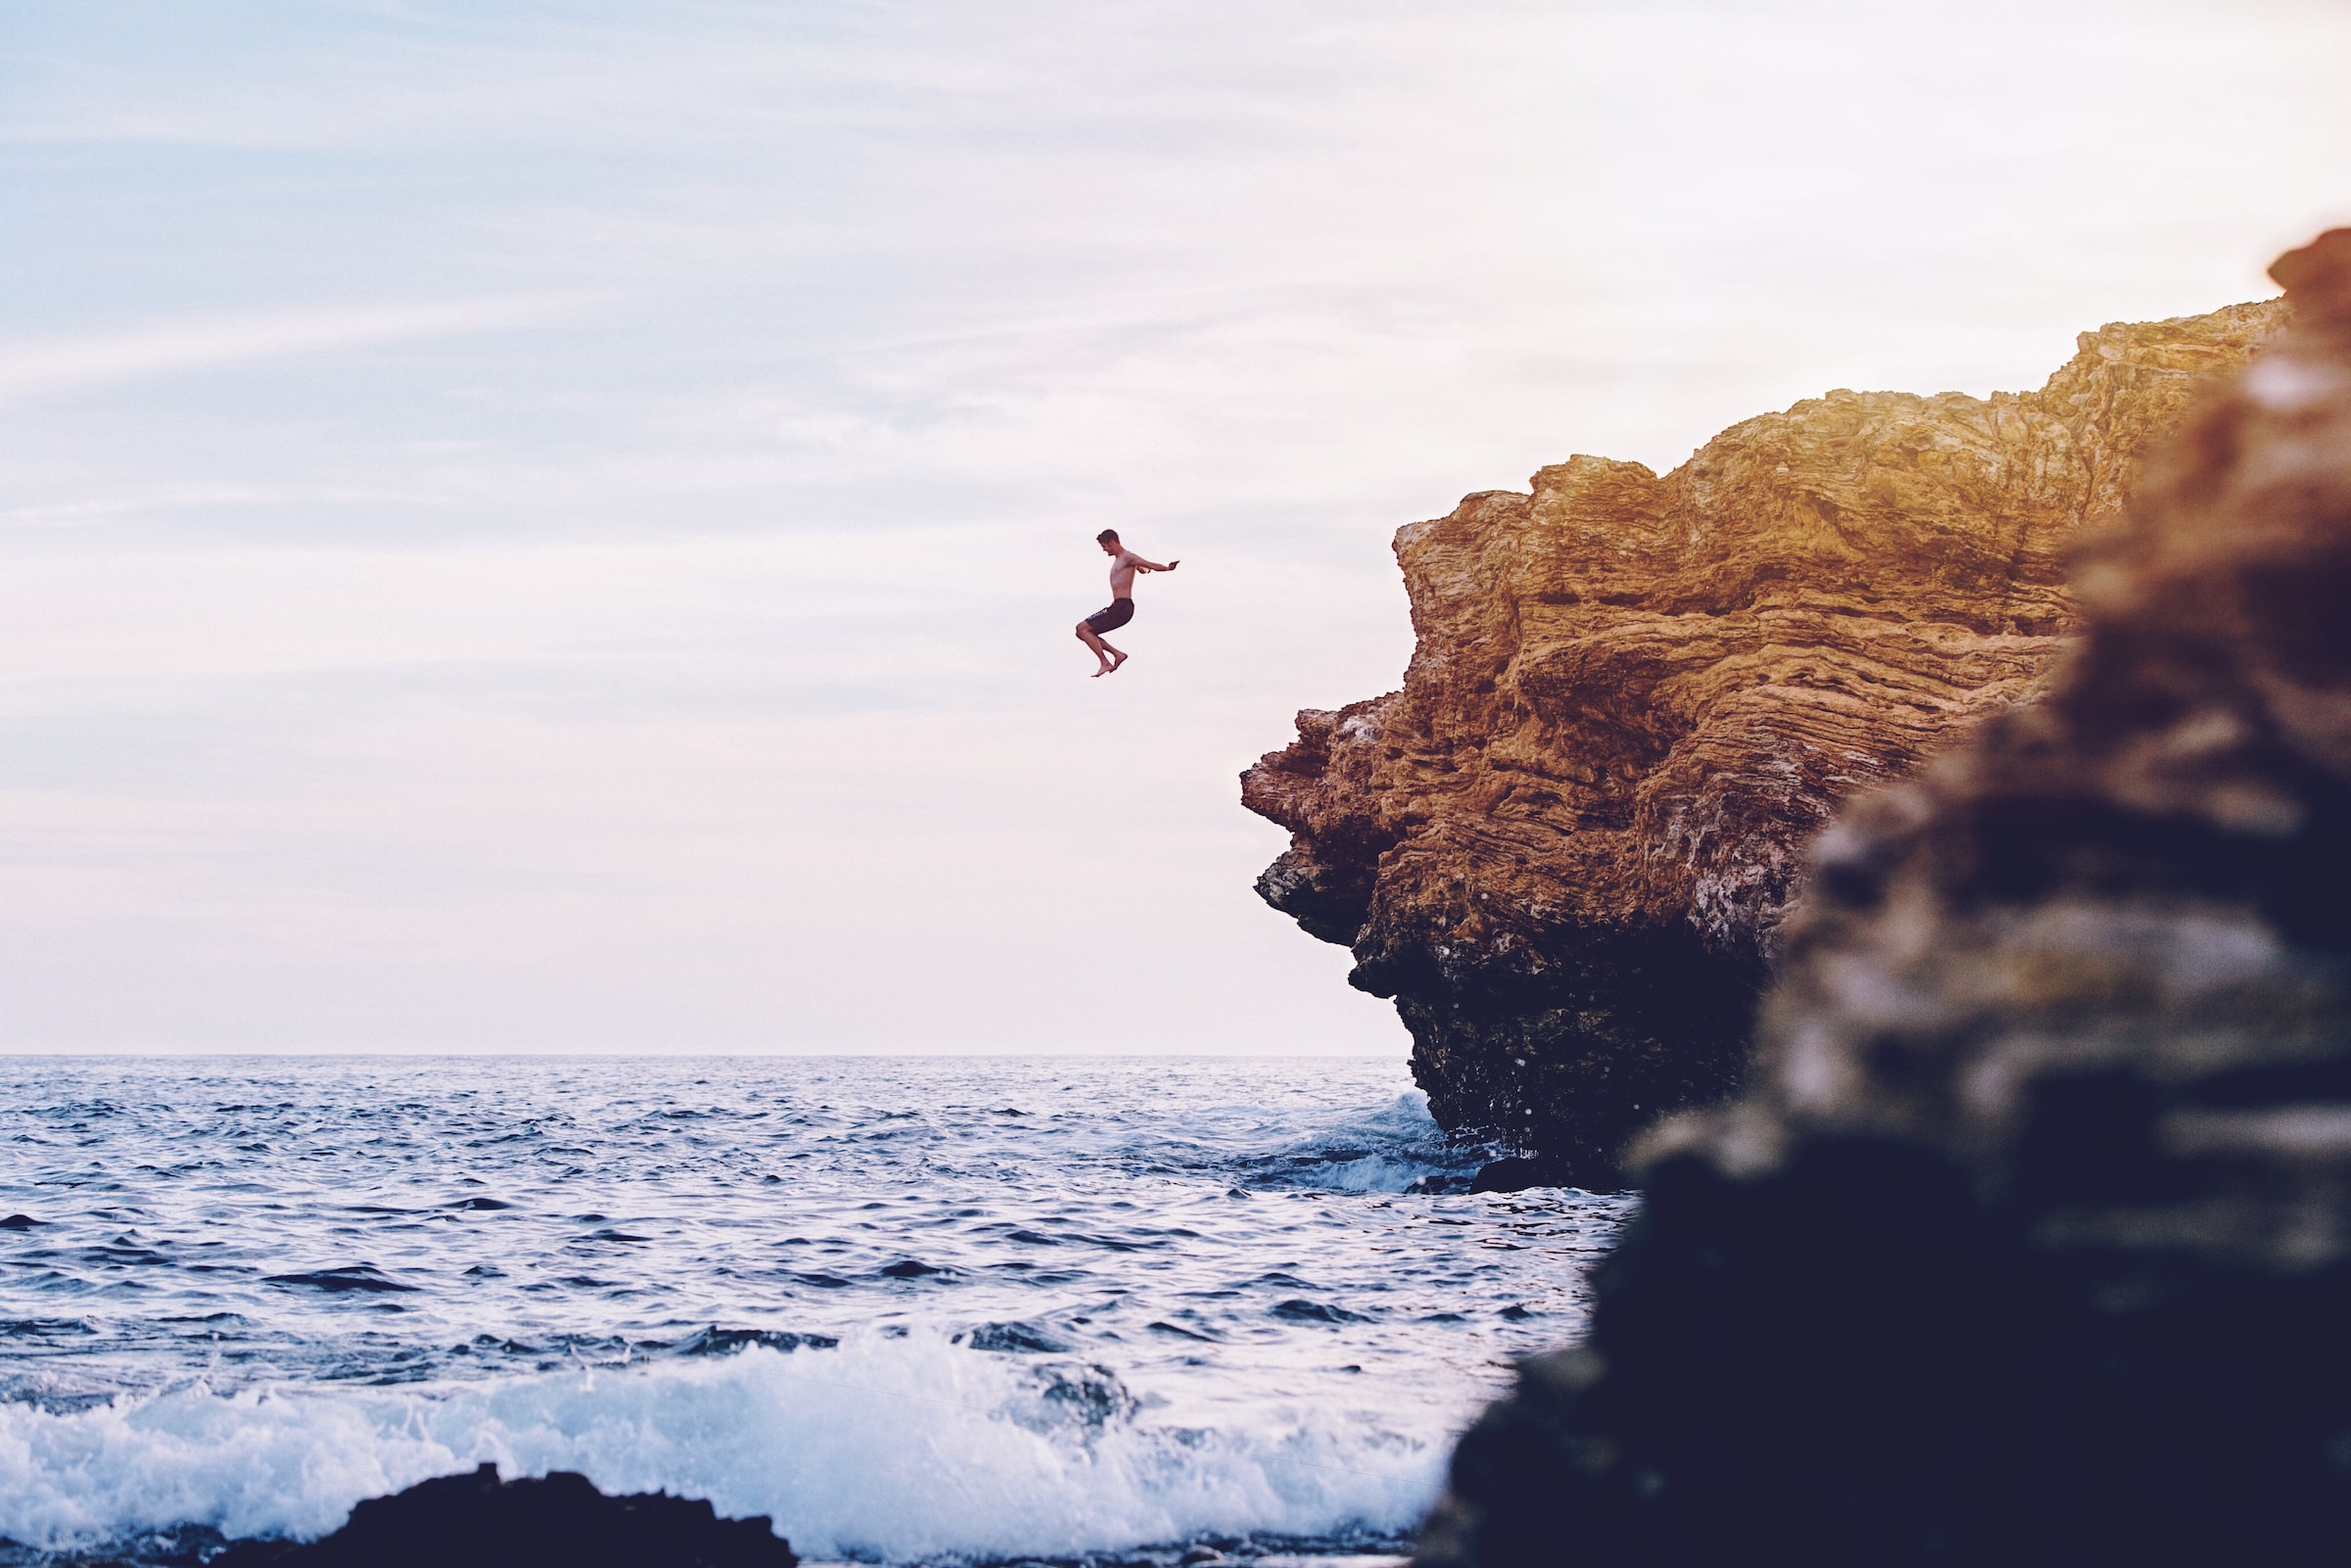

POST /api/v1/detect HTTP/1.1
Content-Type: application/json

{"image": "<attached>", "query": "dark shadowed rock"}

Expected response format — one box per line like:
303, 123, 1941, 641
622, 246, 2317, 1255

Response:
1414, 232, 2351, 1567
213, 1463, 794, 1568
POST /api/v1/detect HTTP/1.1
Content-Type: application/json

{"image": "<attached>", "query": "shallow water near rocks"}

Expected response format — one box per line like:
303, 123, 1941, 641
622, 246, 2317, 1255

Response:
0, 1057, 1629, 1565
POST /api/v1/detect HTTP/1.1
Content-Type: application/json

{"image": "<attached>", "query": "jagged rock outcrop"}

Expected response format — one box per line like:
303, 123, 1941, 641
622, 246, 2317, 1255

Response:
1245, 298, 2286, 1185
213, 1464, 795, 1568
1413, 231, 2351, 1568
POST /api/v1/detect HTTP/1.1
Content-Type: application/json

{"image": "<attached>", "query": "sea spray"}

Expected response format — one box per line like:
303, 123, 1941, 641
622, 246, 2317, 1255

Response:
0, 1057, 1628, 1562
0, 1334, 1443, 1558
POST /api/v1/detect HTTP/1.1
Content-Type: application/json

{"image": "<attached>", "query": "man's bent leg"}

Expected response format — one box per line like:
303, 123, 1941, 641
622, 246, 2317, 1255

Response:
1077, 621, 1115, 672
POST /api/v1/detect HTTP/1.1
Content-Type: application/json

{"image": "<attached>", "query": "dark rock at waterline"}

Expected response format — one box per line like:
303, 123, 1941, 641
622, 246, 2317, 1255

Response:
213, 1463, 794, 1568
1415, 232, 2351, 1566
1413, 1150, 1612, 1192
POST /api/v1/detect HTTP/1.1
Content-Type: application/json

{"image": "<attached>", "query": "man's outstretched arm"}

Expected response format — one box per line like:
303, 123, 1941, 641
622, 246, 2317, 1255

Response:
1130, 555, 1179, 572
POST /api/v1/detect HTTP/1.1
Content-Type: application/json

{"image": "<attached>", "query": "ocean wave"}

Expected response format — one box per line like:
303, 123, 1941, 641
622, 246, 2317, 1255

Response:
0, 1330, 1443, 1561
1238, 1091, 1491, 1193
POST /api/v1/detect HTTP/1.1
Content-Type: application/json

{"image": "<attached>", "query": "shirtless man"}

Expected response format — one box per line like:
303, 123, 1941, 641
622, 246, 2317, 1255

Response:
1075, 530, 1178, 677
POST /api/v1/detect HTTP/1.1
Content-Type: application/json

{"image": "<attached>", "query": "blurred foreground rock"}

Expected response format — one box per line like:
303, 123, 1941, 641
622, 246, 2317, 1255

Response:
1244, 299, 2283, 1185
1415, 231, 2351, 1566
213, 1464, 795, 1568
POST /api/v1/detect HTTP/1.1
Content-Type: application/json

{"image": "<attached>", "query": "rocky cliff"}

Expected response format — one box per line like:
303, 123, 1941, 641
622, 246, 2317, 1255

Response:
1411, 229, 2351, 1568
1244, 298, 2286, 1186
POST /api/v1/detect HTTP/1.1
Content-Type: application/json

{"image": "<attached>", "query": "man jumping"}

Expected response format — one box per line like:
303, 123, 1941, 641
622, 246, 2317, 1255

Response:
1075, 529, 1178, 677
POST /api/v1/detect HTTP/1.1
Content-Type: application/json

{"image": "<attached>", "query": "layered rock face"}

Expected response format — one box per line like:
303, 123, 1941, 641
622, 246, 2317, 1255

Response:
1245, 299, 2285, 1185
1415, 232, 2351, 1567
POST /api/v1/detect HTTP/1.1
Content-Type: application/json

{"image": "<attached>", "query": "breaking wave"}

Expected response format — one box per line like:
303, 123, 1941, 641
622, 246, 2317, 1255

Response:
0, 1332, 1440, 1560
1229, 1090, 1492, 1193
0, 1057, 1630, 1563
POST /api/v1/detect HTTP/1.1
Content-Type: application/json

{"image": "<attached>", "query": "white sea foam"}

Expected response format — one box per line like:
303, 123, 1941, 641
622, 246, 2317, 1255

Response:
0, 1332, 1446, 1559
1263, 1091, 1485, 1192
0, 1060, 1628, 1562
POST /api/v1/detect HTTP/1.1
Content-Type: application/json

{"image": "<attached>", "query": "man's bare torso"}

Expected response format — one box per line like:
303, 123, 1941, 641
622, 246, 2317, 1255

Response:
1108, 549, 1142, 598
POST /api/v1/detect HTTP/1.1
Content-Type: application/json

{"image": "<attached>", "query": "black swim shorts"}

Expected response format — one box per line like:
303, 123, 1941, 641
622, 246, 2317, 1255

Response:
1082, 598, 1135, 634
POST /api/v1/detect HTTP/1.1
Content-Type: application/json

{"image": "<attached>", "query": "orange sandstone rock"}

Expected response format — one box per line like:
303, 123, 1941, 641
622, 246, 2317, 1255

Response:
1243, 299, 2286, 1186
1411, 226, 2351, 1568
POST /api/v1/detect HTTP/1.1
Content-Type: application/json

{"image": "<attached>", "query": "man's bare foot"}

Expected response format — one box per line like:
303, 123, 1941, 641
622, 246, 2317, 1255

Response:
1092, 663, 1112, 678
1105, 649, 1128, 675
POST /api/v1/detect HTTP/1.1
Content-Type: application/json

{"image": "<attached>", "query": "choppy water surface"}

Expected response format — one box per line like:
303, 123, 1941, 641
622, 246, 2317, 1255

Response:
0, 1057, 1628, 1564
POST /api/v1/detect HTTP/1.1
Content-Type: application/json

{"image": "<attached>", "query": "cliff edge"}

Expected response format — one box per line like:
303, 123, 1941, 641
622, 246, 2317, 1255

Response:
1243, 297, 2285, 1186
1414, 227, 2351, 1568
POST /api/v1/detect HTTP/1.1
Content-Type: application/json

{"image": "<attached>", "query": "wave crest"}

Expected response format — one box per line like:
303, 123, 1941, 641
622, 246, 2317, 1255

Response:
0, 1331, 1442, 1560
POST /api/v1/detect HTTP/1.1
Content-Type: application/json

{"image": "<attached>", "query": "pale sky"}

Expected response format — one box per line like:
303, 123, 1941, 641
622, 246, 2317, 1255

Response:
2, 1, 2346, 1053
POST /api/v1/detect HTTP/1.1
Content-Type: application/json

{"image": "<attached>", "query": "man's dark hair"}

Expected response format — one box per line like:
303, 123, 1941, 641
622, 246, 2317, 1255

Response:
1096, 529, 1120, 545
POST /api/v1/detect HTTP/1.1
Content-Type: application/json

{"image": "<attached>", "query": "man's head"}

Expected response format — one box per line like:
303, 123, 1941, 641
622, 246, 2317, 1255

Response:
1096, 528, 1121, 554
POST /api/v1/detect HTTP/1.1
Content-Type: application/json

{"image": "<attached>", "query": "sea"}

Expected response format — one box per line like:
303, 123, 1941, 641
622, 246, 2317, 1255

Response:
0, 1057, 1632, 1566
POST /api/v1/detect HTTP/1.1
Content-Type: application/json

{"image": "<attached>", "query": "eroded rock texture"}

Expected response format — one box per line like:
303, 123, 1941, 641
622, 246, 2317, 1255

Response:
1245, 299, 2284, 1185
1415, 232, 2351, 1568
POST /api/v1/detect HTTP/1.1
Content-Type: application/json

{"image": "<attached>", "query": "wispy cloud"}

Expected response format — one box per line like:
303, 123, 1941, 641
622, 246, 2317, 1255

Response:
1, 0, 2346, 1050
0, 292, 611, 403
